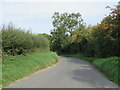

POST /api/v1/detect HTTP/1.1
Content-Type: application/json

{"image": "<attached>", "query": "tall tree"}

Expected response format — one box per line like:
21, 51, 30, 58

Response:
51, 12, 85, 53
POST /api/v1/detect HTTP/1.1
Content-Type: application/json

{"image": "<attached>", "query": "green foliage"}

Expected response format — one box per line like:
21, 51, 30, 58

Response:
0, 31, 1, 64
92, 3, 120, 57
63, 53, 120, 85
0, 31, 1, 87
91, 5, 120, 57
62, 53, 98, 62
40, 33, 52, 41
32, 34, 49, 50
39, 33, 54, 50
68, 28, 95, 56
2, 51, 58, 87
1, 23, 50, 55
93, 57, 120, 84
0, 64, 1, 88
51, 3, 119, 58
51, 12, 85, 53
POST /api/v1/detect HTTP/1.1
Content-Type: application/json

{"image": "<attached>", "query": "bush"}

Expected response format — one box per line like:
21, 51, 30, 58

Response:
1, 24, 50, 55
93, 57, 120, 84
32, 35, 49, 50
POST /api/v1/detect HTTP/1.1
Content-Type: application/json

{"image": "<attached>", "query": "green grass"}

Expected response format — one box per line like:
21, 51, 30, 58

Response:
62, 53, 98, 62
93, 57, 120, 85
2, 51, 58, 87
62, 53, 120, 85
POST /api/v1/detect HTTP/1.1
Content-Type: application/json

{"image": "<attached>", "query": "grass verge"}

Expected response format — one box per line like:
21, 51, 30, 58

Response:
2, 51, 58, 87
93, 57, 120, 85
63, 53, 120, 85
62, 53, 98, 62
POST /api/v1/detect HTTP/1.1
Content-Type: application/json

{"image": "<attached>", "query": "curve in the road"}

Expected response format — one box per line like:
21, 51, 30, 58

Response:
6, 56, 118, 88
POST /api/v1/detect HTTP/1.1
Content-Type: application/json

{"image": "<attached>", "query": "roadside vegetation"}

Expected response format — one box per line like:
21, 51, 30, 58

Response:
1, 1, 120, 87
63, 53, 98, 62
2, 51, 58, 87
1, 24, 58, 87
63, 54, 120, 84
93, 57, 120, 84
50, 5, 119, 57
2, 23, 50, 56
50, 3, 120, 85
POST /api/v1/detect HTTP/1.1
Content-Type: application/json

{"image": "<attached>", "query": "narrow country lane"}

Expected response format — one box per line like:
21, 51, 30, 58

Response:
6, 56, 118, 88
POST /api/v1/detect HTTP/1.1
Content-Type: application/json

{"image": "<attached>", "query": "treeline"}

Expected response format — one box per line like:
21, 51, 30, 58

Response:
50, 3, 120, 58
1, 24, 50, 56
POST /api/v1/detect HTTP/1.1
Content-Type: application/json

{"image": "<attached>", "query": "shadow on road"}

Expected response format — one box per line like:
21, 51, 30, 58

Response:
65, 57, 118, 88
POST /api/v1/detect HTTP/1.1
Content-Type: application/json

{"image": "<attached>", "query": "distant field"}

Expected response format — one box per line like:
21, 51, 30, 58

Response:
2, 51, 58, 87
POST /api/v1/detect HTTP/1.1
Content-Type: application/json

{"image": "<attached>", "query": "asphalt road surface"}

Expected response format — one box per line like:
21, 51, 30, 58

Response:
7, 56, 118, 88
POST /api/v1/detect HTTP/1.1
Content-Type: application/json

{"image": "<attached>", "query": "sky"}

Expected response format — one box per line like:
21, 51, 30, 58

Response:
0, 0, 119, 34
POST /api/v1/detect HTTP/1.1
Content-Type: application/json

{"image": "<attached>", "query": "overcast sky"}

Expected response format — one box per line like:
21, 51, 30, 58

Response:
0, 0, 119, 34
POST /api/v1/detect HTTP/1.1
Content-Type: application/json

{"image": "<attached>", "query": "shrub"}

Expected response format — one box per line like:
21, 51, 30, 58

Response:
1, 23, 49, 55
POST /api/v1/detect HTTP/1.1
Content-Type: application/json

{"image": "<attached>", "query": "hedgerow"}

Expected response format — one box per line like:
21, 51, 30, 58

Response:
1, 23, 49, 55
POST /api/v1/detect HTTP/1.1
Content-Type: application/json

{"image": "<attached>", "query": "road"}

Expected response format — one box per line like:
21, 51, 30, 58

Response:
7, 56, 118, 88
